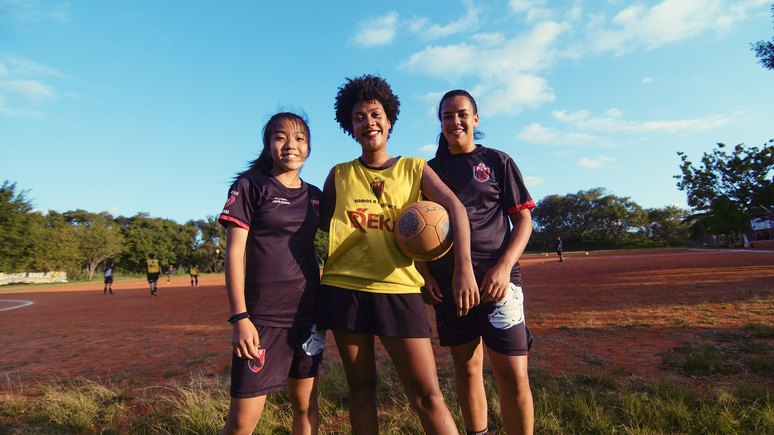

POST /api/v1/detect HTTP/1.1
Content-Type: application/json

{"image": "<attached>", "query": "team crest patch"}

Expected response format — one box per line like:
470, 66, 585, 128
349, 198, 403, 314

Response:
473, 162, 491, 182
370, 179, 384, 201
224, 195, 236, 207
310, 198, 320, 216
248, 349, 266, 373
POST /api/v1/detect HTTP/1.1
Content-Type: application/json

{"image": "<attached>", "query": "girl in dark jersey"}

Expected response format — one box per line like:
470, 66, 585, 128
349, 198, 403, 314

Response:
218, 112, 325, 435
318, 75, 478, 435
418, 90, 536, 435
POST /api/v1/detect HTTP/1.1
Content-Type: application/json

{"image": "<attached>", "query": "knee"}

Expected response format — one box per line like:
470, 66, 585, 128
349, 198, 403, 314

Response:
406, 385, 446, 413
291, 394, 317, 416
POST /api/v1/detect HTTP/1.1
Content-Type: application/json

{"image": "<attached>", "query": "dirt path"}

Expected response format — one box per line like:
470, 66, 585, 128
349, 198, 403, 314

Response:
2, 248, 773, 393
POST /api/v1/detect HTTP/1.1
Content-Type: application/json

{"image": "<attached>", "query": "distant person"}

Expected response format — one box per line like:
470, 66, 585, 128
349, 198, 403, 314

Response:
189, 261, 199, 287
103, 262, 115, 295
218, 112, 325, 435
556, 236, 563, 263
146, 253, 161, 297
166, 264, 175, 283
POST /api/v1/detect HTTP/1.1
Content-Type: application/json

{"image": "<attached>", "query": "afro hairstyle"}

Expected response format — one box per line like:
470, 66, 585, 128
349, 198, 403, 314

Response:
334, 74, 400, 139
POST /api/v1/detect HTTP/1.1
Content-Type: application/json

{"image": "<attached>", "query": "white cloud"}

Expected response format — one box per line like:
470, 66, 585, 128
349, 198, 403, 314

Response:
409, 1, 481, 39
553, 108, 733, 134
509, 0, 553, 22
351, 12, 400, 48
585, 0, 759, 55
523, 176, 545, 187
400, 20, 568, 113
417, 144, 438, 156
5, 56, 70, 78
0, 95, 44, 118
516, 123, 612, 146
0, 0, 71, 23
0, 55, 68, 118
642, 77, 653, 83
0, 79, 55, 99
577, 155, 615, 168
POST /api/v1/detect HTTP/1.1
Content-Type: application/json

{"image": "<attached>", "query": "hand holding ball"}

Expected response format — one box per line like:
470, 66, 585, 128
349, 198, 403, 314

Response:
394, 201, 453, 262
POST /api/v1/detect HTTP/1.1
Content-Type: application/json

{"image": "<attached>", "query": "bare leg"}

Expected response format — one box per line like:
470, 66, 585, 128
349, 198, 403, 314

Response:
487, 351, 533, 435
332, 331, 379, 434
449, 339, 488, 433
288, 376, 319, 435
221, 395, 267, 435
380, 336, 457, 435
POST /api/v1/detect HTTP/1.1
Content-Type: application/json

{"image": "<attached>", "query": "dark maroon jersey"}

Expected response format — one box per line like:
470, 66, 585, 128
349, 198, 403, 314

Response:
427, 145, 535, 286
218, 173, 322, 327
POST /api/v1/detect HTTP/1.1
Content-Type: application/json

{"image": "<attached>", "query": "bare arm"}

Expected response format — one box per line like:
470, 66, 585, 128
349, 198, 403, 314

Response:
225, 223, 261, 359
480, 208, 532, 303
320, 167, 336, 232
420, 163, 479, 316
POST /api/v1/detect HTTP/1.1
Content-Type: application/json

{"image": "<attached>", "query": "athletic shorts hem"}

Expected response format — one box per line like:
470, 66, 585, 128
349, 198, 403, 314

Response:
231, 382, 288, 399
317, 285, 432, 338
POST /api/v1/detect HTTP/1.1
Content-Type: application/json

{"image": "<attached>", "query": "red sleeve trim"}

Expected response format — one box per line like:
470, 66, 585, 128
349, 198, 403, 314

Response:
218, 214, 249, 231
506, 200, 536, 215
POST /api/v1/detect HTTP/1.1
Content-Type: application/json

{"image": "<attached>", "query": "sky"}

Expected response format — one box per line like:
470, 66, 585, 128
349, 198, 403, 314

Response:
2, 0, 773, 224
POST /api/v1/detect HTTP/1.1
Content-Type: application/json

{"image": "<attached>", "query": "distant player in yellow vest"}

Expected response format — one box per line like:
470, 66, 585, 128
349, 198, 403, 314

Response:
146, 253, 161, 297
189, 261, 199, 287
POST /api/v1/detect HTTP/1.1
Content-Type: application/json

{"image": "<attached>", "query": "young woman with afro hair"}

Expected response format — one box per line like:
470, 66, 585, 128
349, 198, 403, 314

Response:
318, 74, 479, 435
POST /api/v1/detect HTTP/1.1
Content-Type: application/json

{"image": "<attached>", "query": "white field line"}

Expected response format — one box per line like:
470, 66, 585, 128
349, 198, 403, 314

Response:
0, 300, 34, 312
563, 249, 774, 261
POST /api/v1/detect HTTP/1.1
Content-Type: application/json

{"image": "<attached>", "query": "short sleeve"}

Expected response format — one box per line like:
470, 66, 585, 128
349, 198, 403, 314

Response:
501, 156, 536, 215
218, 177, 257, 230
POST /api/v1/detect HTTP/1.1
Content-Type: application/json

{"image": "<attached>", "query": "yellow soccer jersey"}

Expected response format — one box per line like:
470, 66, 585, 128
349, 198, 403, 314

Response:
146, 259, 160, 273
190, 265, 199, 276
322, 157, 425, 294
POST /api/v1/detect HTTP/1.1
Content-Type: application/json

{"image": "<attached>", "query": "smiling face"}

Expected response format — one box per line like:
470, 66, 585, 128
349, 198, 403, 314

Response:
440, 95, 479, 154
269, 119, 309, 175
351, 99, 392, 154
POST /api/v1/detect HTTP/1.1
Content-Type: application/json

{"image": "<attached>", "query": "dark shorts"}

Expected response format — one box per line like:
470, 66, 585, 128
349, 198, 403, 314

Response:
317, 285, 432, 338
147, 273, 160, 283
434, 283, 532, 356
230, 323, 324, 398
104, 277, 113, 284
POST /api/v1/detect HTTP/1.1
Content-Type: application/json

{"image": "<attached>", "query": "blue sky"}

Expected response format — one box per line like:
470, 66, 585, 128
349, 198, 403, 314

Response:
2, 0, 773, 224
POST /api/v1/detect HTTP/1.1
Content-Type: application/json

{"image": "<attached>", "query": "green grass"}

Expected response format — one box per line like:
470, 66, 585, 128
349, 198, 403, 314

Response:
2, 362, 773, 434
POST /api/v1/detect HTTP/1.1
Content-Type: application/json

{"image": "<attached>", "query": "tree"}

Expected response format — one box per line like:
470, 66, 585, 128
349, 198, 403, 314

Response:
642, 206, 691, 247
751, 4, 774, 70
24, 212, 81, 274
65, 210, 125, 280
675, 141, 774, 241
192, 216, 226, 273
0, 181, 36, 272
596, 194, 644, 245
118, 213, 198, 273
314, 229, 329, 267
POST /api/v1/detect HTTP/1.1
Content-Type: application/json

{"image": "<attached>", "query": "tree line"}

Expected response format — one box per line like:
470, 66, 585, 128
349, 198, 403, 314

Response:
530, 187, 692, 250
2, 138, 771, 278
0, 181, 225, 280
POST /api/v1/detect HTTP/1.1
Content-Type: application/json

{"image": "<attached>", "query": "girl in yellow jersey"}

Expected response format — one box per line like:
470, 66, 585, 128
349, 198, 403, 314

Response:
146, 253, 161, 297
318, 74, 478, 435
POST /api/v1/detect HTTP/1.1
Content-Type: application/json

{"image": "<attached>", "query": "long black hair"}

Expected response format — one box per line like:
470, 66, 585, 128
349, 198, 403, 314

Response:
238, 112, 311, 178
434, 90, 485, 192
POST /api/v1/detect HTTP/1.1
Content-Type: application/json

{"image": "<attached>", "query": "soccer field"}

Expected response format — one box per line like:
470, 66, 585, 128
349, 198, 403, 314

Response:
2, 248, 773, 394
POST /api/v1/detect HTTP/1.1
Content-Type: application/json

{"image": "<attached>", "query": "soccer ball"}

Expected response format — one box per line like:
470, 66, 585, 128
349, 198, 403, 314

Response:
394, 201, 453, 262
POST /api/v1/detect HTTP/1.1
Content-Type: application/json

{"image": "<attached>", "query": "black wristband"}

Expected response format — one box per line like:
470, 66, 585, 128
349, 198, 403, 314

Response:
227, 312, 250, 324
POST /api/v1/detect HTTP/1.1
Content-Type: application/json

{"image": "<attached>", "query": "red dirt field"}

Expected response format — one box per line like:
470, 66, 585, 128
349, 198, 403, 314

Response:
1, 248, 773, 396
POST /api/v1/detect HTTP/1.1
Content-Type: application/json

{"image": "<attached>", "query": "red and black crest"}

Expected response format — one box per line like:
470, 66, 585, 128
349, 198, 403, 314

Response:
248, 349, 266, 373
473, 162, 491, 182
370, 179, 384, 201
310, 198, 320, 216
